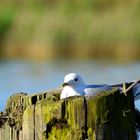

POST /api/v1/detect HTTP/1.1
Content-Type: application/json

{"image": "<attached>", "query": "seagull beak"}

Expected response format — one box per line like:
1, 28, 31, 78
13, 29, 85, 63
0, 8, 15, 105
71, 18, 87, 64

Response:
62, 83, 70, 87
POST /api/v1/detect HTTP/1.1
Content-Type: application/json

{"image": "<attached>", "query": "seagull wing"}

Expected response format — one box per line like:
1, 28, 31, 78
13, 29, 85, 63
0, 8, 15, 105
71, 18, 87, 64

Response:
84, 84, 112, 97
84, 82, 140, 100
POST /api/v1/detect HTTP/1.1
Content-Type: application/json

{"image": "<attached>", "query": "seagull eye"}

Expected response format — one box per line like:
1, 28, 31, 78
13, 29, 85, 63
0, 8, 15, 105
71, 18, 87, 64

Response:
74, 78, 78, 81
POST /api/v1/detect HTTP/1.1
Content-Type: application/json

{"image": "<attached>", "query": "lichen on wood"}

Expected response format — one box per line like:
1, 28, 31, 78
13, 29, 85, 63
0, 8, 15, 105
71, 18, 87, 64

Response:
0, 88, 137, 140
87, 89, 136, 140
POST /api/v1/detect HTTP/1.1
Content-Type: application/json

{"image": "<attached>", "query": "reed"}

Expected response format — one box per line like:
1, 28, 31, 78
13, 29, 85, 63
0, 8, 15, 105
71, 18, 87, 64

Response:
0, 0, 140, 61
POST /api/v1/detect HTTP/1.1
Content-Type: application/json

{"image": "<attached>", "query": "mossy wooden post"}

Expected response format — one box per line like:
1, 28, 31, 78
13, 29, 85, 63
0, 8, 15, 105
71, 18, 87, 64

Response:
29, 89, 136, 140
0, 89, 136, 140
86, 89, 136, 140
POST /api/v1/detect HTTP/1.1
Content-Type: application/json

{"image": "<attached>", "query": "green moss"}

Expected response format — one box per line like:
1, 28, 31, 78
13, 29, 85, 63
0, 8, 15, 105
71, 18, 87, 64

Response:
1, 88, 136, 139
87, 127, 96, 140
5, 93, 26, 113
24, 105, 34, 118
41, 100, 63, 124
48, 127, 82, 140
44, 93, 60, 101
87, 89, 136, 140
64, 96, 85, 129
23, 96, 32, 108
37, 96, 86, 139
3, 93, 27, 129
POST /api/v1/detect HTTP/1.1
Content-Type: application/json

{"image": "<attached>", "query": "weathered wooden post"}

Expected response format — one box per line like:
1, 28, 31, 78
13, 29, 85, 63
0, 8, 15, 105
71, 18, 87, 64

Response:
86, 89, 136, 140
0, 88, 137, 140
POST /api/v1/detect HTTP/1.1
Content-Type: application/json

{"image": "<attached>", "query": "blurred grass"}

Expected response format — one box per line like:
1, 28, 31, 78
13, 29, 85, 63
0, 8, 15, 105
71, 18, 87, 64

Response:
0, 7, 15, 40
0, 0, 140, 61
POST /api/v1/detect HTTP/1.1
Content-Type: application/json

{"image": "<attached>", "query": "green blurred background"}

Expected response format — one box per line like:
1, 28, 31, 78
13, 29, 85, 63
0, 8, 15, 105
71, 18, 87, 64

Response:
0, 0, 140, 62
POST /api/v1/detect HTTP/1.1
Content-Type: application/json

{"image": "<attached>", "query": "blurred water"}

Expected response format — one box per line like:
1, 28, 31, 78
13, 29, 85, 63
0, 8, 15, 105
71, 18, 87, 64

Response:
0, 60, 140, 111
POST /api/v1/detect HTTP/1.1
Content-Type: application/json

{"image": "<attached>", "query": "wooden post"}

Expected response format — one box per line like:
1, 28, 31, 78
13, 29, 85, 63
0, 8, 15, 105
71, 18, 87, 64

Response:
32, 89, 136, 140
0, 89, 137, 140
86, 89, 136, 140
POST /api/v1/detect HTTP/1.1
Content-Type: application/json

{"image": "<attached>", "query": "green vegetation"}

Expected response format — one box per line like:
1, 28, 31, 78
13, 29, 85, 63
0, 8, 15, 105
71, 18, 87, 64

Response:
0, 7, 15, 40
0, 0, 140, 61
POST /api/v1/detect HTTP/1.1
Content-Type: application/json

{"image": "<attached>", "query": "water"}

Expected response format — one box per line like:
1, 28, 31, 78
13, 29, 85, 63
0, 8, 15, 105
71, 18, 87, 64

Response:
0, 59, 140, 111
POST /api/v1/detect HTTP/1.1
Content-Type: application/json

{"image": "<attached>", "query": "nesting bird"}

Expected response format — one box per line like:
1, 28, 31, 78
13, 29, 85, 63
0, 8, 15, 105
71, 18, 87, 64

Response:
60, 73, 140, 100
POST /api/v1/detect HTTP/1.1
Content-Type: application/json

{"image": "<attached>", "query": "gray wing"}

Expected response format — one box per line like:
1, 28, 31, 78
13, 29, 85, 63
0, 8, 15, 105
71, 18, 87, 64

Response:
84, 84, 113, 97
85, 82, 140, 100
132, 83, 140, 100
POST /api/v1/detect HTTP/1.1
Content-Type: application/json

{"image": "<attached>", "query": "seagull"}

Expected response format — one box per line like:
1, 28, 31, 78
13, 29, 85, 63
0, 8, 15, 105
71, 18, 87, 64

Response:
60, 73, 140, 100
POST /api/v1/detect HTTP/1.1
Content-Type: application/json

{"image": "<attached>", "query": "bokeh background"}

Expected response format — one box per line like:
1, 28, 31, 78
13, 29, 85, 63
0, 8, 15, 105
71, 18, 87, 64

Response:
0, 0, 140, 112
1, 0, 140, 61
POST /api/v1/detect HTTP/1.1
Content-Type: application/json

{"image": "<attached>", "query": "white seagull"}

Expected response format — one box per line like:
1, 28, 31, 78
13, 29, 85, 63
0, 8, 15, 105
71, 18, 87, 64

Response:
60, 73, 140, 100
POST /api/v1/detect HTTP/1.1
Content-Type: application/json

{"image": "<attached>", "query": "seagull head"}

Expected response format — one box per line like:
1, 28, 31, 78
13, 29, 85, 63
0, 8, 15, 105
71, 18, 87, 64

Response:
62, 73, 85, 88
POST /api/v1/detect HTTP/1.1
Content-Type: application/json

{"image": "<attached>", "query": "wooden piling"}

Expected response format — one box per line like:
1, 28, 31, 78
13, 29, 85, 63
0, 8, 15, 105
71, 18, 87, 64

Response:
0, 89, 137, 140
